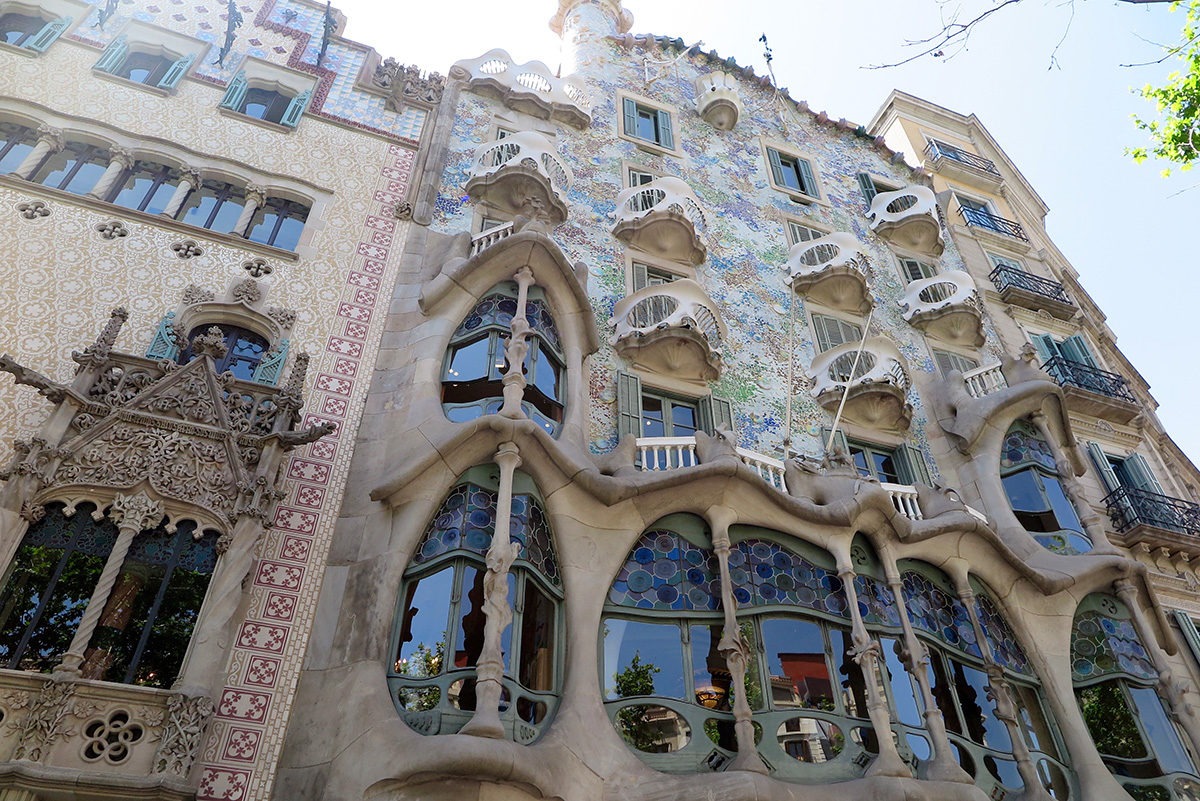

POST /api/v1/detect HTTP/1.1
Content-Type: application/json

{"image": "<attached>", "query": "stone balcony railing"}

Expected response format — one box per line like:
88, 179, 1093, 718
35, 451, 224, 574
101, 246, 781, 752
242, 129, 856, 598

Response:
694, 72, 741, 130
610, 278, 726, 382
989, 264, 1076, 320
898, 269, 985, 347
635, 436, 788, 492
0, 671, 212, 798
866, 185, 944, 256
450, 49, 590, 128
469, 220, 515, 257
810, 337, 912, 431
961, 362, 1008, 399
787, 232, 871, 315
612, 176, 707, 265
466, 131, 572, 226
1041, 356, 1140, 424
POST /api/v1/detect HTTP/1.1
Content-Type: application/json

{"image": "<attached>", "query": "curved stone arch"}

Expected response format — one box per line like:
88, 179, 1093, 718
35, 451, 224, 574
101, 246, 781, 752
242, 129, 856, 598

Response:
0, 106, 42, 130
29, 486, 232, 539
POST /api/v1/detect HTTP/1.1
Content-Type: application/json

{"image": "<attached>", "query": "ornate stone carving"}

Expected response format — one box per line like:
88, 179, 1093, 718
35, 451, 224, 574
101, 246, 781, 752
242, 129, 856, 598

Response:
153, 693, 214, 778
181, 284, 215, 306
231, 278, 262, 305
12, 679, 76, 762
72, 307, 129, 369
94, 220, 129, 240
171, 240, 203, 259
373, 58, 445, 105
107, 491, 166, 533
79, 709, 145, 764
242, 258, 272, 278
189, 327, 229, 363
16, 201, 50, 220
266, 306, 296, 329
393, 200, 414, 220
0, 354, 67, 403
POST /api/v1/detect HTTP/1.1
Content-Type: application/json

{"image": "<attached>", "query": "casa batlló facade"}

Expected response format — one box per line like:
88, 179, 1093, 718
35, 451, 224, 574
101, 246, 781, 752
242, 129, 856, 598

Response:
2, 1, 1200, 800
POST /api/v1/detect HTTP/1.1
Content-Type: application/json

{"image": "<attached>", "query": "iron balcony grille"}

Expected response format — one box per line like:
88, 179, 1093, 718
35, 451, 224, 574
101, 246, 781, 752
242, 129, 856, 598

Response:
1042, 356, 1138, 404
989, 265, 1073, 305
925, 140, 1002, 178
1104, 486, 1200, 536
958, 207, 1029, 241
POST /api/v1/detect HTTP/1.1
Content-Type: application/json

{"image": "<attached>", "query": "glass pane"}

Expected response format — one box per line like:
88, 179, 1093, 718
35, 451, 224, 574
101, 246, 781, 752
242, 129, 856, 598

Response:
111, 169, 154, 209
1003, 470, 1049, 513
602, 618, 686, 701
395, 567, 453, 677
62, 154, 107, 195
670, 402, 698, 436
209, 194, 245, 234
834, 627, 869, 721
928, 650, 961, 733
871, 451, 900, 484
1043, 475, 1084, 532
14, 547, 113, 672
615, 704, 691, 753
851, 449, 872, 479
641, 395, 665, 437
985, 755, 1025, 791
761, 617, 834, 710
446, 337, 490, 382
951, 660, 1012, 751
518, 576, 555, 691
141, 180, 177, 215
1129, 686, 1195, 775
454, 566, 512, 674
178, 186, 218, 226
0, 140, 33, 174
635, 108, 657, 141
35, 147, 82, 189
691, 622, 732, 711
779, 717, 845, 763
272, 215, 305, 250
247, 209, 282, 245
1076, 681, 1147, 760
532, 343, 560, 403
778, 155, 802, 191
1013, 683, 1057, 757
881, 636, 922, 727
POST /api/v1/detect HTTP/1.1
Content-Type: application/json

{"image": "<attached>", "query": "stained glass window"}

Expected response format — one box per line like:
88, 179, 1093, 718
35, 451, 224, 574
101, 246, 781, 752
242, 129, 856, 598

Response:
731, 539, 849, 617
1000, 420, 1059, 472
1071, 608, 1156, 681
999, 420, 1090, 555
608, 530, 719, 611
901, 569, 981, 660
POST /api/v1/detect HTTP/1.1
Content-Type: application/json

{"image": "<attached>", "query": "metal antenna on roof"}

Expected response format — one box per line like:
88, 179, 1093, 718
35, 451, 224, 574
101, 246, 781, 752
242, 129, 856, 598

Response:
753, 33, 801, 135
643, 40, 703, 87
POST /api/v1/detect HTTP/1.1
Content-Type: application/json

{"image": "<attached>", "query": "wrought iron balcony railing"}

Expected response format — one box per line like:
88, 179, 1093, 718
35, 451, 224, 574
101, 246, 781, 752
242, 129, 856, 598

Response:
989, 265, 1072, 305
1042, 356, 1137, 404
1104, 486, 1200, 537
958, 207, 1028, 242
925, 140, 1002, 178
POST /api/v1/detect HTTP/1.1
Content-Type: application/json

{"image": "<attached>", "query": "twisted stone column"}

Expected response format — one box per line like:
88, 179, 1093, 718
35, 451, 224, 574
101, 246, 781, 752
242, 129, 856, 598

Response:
160, 167, 201, 219
12, 125, 63, 180
57, 492, 163, 675
461, 442, 522, 738
836, 549, 910, 777
500, 267, 535, 419
87, 146, 134, 200
232, 183, 266, 236
708, 506, 766, 772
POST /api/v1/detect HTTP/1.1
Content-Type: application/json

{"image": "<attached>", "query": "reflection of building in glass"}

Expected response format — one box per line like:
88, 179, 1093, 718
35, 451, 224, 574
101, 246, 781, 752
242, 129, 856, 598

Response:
3, 1, 1200, 800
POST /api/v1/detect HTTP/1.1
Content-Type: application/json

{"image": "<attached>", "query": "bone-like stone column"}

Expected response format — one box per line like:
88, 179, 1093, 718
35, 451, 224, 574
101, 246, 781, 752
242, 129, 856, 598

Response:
882, 554, 972, 783
500, 267, 534, 419
460, 441, 522, 738
57, 491, 164, 675
708, 506, 767, 772
835, 547, 911, 777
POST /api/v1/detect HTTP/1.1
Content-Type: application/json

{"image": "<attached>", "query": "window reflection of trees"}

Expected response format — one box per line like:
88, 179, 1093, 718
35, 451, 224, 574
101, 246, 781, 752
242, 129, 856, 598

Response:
388, 471, 562, 744
601, 520, 1069, 796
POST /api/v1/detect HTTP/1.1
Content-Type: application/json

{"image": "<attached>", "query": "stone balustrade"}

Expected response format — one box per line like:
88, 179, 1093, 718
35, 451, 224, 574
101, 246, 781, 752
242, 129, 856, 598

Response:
962, 362, 1007, 399
881, 482, 923, 520
635, 436, 788, 493
787, 232, 871, 314
898, 269, 984, 347
612, 176, 707, 265
610, 278, 725, 381
450, 49, 591, 127
466, 131, 573, 225
469, 221, 515, 257
867, 185, 944, 256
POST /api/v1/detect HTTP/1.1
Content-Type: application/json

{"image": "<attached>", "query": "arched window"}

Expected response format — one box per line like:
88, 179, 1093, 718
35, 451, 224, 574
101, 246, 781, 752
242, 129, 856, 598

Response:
603, 518, 874, 779
389, 470, 562, 744
180, 325, 270, 382
0, 121, 36, 174
897, 563, 1070, 798
442, 285, 565, 435
1072, 594, 1198, 799
0, 503, 220, 687
240, 87, 292, 124
0, 8, 67, 51
33, 140, 110, 195
1000, 420, 1091, 554
246, 196, 309, 251
109, 159, 183, 215
176, 179, 246, 234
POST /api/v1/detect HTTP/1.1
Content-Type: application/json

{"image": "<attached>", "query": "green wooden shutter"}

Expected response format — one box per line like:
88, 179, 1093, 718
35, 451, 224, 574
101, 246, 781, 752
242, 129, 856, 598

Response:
1172, 611, 1200, 673
1086, 441, 1122, 493
1030, 334, 1058, 362
280, 89, 312, 128
901, 258, 934, 283
252, 339, 290, 385
145, 312, 180, 360
898, 445, 933, 486
656, 109, 674, 150
812, 314, 861, 353
797, 158, 817, 196
856, 173, 878, 203
219, 70, 249, 110
616, 371, 643, 440
95, 35, 128, 73
158, 52, 195, 90
1062, 334, 1096, 367
767, 148, 786, 187
27, 15, 71, 52
698, 395, 734, 436
1123, 453, 1165, 495
933, 350, 979, 377
836, 318, 863, 346
631, 261, 649, 292
622, 98, 638, 138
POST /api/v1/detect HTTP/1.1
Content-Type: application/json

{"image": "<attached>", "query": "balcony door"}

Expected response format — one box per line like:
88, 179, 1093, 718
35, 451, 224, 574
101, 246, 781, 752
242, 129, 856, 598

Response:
1030, 333, 1096, 367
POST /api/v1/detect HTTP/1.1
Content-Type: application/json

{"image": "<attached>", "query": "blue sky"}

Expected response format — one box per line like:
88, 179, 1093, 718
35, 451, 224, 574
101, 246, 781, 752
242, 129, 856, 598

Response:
338, 0, 1200, 464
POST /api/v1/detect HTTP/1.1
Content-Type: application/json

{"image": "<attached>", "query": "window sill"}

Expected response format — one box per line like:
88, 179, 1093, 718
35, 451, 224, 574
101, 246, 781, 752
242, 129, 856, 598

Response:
770, 185, 828, 208
0, 41, 39, 58
92, 69, 172, 97
218, 107, 297, 134
618, 131, 681, 159
0, 174, 301, 262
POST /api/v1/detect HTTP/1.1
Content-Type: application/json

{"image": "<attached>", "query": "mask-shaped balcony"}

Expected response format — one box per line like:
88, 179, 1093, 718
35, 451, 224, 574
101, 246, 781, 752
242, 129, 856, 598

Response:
694, 72, 741, 131
787, 232, 871, 315
810, 337, 912, 431
613, 177, 707, 265
898, 269, 985, 347
450, 49, 591, 128
466, 131, 572, 226
867, 185, 944, 257
610, 278, 726, 382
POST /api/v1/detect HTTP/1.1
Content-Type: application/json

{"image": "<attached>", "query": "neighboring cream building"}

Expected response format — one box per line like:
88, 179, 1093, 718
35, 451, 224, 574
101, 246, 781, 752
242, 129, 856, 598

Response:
3, 1, 1200, 800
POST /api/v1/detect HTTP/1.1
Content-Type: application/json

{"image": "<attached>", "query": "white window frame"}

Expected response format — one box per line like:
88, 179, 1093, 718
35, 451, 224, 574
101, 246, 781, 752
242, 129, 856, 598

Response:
785, 217, 828, 246
761, 138, 825, 204
616, 91, 681, 156
625, 252, 693, 294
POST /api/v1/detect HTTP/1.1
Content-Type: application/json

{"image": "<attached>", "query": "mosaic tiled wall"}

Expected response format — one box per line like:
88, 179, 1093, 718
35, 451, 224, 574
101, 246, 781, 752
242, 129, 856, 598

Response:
430, 37, 1007, 475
